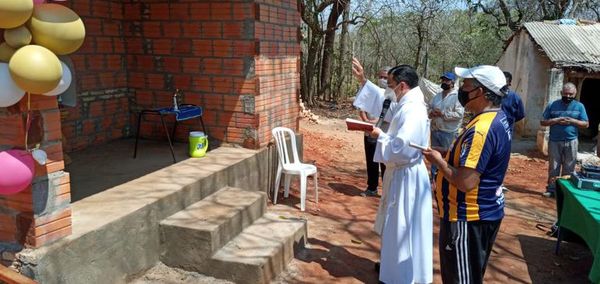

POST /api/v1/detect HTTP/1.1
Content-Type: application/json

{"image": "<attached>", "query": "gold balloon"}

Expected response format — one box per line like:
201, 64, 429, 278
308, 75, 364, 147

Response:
9, 45, 63, 94
0, 0, 34, 29
4, 26, 32, 48
29, 4, 86, 55
0, 43, 17, 63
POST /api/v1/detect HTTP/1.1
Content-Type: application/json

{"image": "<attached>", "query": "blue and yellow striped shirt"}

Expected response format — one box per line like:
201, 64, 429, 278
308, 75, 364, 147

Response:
435, 110, 511, 221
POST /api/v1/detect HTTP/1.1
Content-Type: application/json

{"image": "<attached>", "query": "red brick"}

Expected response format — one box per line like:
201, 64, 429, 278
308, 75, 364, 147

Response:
26, 225, 71, 248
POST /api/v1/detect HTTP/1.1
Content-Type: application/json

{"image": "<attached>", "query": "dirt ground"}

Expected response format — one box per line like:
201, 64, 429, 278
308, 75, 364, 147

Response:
270, 107, 594, 284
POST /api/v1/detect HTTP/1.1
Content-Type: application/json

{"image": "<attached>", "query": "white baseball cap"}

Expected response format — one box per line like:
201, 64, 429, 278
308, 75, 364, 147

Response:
454, 65, 508, 97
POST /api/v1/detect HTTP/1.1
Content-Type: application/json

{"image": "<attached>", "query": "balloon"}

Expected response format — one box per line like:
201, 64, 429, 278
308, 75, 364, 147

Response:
33, 0, 46, 4
0, 149, 35, 195
0, 43, 17, 63
43, 60, 72, 96
9, 45, 62, 94
0, 0, 34, 29
28, 3, 86, 55
0, 63, 25, 107
4, 26, 33, 48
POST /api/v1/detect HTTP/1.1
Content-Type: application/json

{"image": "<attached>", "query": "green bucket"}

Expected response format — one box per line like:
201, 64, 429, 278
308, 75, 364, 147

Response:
189, 131, 208, 158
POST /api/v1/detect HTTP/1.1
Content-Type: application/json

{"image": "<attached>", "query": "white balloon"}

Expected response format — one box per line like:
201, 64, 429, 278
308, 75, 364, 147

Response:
0, 63, 25, 107
43, 60, 72, 96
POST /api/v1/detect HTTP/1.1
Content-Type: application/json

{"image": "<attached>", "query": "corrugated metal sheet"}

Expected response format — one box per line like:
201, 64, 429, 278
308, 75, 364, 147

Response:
524, 22, 600, 68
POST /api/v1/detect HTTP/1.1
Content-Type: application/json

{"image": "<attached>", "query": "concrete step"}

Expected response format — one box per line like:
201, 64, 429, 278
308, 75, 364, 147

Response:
159, 187, 266, 268
204, 212, 307, 284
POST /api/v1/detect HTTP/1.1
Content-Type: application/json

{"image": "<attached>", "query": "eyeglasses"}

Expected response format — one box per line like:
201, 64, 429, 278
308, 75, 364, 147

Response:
562, 92, 576, 96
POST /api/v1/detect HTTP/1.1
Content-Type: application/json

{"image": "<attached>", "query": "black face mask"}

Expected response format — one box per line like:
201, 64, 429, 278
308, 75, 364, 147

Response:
458, 88, 479, 107
561, 96, 574, 104
441, 83, 451, 90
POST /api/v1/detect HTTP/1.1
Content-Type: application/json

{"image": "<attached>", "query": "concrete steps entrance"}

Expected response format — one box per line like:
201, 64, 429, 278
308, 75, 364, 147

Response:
159, 187, 306, 284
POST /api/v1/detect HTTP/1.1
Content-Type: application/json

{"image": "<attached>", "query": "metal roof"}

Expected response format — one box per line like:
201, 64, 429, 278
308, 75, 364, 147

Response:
524, 22, 600, 69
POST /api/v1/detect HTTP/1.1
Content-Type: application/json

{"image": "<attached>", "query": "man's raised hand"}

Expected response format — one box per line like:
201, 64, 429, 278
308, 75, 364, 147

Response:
352, 57, 367, 85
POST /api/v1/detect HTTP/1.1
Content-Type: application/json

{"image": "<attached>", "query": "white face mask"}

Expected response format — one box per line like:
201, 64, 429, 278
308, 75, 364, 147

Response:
378, 78, 388, 88
384, 87, 397, 102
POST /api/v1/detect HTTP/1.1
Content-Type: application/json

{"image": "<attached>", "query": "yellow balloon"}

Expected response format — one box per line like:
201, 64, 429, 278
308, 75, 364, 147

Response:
0, 0, 34, 29
4, 26, 33, 48
0, 43, 17, 63
8, 45, 63, 94
29, 3, 86, 55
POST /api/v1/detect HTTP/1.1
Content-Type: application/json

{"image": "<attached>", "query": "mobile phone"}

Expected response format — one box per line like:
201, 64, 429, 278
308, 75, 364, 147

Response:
409, 142, 428, 151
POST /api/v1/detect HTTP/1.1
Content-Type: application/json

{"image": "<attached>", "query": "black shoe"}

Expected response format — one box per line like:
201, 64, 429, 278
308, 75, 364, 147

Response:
361, 189, 378, 197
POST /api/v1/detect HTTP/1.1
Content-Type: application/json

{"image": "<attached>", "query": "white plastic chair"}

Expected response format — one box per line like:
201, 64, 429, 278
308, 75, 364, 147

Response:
272, 127, 318, 211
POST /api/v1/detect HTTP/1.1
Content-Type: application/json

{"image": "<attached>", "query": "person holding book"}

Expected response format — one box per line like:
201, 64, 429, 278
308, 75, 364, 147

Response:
352, 58, 432, 284
355, 66, 391, 197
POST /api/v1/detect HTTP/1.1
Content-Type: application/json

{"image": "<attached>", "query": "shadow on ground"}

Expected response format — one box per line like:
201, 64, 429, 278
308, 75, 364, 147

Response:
294, 238, 379, 284
518, 234, 593, 284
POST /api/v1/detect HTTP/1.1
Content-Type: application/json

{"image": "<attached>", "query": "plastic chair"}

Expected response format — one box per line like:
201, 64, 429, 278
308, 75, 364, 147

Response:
272, 127, 318, 211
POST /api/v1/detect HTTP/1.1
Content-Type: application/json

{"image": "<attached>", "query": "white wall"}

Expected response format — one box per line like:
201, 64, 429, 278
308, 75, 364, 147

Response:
497, 30, 553, 137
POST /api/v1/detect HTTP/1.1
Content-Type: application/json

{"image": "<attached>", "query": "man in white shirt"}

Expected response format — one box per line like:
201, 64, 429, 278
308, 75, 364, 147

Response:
358, 67, 390, 197
352, 58, 433, 284
429, 72, 464, 151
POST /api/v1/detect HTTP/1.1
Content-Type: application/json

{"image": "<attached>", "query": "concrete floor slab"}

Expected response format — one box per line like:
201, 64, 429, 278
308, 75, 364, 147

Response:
16, 139, 278, 284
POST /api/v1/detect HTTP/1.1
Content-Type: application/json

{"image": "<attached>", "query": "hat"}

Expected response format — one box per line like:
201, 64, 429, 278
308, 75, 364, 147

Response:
440, 71, 456, 81
454, 65, 508, 97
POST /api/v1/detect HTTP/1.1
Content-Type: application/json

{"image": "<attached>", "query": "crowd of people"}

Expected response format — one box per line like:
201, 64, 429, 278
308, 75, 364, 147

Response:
351, 57, 591, 284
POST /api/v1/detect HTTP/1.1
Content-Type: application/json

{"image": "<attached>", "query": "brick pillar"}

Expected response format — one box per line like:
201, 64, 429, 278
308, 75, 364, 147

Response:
254, 0, 301, 147
0, 95, 71, 261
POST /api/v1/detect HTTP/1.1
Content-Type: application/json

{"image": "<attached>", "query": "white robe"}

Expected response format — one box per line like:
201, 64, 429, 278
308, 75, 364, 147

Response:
354, 81, 433, 284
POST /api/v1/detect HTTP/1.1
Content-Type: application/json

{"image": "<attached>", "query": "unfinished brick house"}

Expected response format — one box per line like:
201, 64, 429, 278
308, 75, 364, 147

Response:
0, 0, 300, 268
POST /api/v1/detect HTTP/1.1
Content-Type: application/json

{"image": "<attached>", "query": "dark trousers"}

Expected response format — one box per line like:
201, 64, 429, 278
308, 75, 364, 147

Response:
364, 136, 386, 191
439, 219, 502, 284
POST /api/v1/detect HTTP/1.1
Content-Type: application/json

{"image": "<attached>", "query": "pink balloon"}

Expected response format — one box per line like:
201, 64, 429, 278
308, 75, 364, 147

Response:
0, 150, 35, 195
33, 0, 46, 4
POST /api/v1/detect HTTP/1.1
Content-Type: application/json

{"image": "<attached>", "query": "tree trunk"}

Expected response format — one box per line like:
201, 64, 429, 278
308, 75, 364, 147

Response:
333, 3, 350, 102
319, 0, 348, 101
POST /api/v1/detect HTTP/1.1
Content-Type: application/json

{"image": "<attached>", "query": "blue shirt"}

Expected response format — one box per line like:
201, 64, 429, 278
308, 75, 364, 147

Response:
543, 100, 588, 141
435, 110, 511, 221
501, 90, 525, 131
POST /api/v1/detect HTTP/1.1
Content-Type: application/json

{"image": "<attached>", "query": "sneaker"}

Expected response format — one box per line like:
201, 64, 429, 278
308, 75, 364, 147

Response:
360, 189, 378, 197
542, 191, 555, 198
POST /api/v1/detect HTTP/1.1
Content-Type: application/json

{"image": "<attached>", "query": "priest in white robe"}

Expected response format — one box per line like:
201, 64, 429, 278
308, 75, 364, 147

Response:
352, 59, 433, 284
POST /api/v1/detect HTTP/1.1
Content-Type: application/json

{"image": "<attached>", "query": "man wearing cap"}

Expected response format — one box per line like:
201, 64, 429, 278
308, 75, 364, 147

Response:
423, 65, 511, 283
501, 72, 525, 133
429, 72, 464, 182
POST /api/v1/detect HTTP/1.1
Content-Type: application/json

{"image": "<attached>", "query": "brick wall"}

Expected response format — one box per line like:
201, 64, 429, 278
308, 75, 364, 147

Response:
120, 0, 300, 147
254, 0, 301, 147
61, 1, 131, 152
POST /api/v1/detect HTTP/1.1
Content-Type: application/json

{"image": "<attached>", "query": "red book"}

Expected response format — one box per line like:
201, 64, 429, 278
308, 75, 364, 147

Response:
346, 118, 374, 132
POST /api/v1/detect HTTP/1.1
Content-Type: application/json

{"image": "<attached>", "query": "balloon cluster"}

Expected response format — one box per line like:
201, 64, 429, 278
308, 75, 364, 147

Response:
0, 0, 85, 107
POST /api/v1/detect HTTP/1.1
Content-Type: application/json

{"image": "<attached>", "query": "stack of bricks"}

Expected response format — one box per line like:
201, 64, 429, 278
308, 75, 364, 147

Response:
0, 95, 71, 256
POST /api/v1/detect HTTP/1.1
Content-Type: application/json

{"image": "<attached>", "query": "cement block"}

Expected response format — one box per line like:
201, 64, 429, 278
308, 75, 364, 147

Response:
160, 187, 266, 268
204, 213, 307, 284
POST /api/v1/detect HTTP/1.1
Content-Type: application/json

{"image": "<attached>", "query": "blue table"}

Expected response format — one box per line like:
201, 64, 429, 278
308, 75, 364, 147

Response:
133, 104, 206, 163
